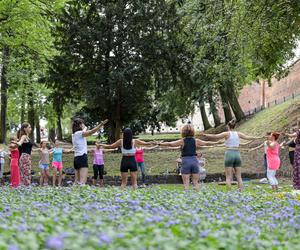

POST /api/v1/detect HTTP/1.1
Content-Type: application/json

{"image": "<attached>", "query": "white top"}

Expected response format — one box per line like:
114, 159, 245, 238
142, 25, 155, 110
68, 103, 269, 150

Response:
72, 131, 87, 157
121, 139, 136, 155
225, 131, 240, 148
263, 141, 268, 154
0, 151, 8, 164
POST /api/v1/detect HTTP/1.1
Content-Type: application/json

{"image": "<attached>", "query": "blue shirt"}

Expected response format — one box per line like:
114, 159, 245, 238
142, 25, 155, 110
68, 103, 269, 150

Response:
53, 148, 63, 162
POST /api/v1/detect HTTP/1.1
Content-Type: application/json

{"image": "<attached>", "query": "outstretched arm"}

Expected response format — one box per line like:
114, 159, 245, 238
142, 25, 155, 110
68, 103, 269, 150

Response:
135, 139, 156, 146
82, 119, 109, 137
143, 145, 159, 150
99, 139, 122, 149
248, 143, 264, 151
159, 139, 183, 148
238, 132, 263, 141
201, 132, 228, 140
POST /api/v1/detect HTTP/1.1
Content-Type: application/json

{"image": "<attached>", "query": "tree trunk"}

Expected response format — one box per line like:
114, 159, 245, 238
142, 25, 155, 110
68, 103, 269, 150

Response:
56, 115, 63, 140
0, 45, 10, 144
48, 128, 56, 143
20, 84, 26, 123
219, 87, 233, 123
226, 83, 245, 121
35, 114, 41, 143
208, 95, 221, 127
27, 91, 35, 142
199, 101, 212, 130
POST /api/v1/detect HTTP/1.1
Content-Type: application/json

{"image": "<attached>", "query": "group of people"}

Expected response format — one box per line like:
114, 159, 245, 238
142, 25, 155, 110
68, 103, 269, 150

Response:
0, 117, 299, 191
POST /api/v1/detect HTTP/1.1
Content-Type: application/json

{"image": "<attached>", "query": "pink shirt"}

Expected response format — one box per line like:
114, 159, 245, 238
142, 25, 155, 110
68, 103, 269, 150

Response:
135, 148, 144, 163
266, 143, 280, 170
93, 149, 104, 165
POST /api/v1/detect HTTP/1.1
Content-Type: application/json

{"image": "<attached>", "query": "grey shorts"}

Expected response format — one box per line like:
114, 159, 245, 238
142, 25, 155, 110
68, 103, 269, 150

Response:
224, 150, 242, 168
181, 156, 200, 174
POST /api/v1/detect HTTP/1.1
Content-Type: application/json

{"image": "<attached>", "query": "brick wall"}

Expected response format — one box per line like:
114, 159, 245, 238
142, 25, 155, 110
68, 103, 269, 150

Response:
218, 60, 300, 121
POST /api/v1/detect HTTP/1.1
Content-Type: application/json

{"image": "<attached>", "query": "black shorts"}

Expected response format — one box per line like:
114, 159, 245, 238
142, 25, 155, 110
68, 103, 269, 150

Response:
93, 164, 104, 180
289, 151, 295, 165
120, 156, 137, 173
74, 154, 88, 170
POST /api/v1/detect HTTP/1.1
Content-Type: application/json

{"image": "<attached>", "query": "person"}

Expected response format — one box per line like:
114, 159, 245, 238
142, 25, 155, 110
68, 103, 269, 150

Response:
51, 140, 73, 187
266, 132, 281, 191
287, 139, 296, 167
99, 128, 156, 189
17, 122, 33, 186
158, 124, 222, 191
72, 118, 108, 185
34, 141, 50, 186
0, 145, 9, 185
9, 136, 20, 188
285, 121, 300, 189
135, 145, 158, 185
249, 132, 271, 183
202, 119, 262, 191
92, 142, 116, 187
197, 152, 207, 181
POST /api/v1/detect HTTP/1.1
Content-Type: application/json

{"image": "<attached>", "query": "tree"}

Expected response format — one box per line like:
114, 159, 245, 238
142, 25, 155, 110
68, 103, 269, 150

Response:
50, 0, 188, 142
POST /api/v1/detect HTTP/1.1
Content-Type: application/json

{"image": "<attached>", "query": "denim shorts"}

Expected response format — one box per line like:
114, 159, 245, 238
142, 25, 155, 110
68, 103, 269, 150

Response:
39, 164, 49, 170
181, 156, 200, 174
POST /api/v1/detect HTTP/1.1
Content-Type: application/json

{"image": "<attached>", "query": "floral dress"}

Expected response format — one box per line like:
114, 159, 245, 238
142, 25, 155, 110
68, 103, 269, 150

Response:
293, 130, 300, 189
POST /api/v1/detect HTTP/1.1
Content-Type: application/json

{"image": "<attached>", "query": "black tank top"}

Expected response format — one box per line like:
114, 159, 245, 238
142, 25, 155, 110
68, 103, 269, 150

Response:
19, 141, 33, 155
181, 137, 197, 157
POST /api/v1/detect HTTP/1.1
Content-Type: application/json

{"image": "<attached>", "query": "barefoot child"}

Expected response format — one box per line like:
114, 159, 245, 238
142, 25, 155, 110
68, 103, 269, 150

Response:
35, 141, 50, 186
135, 145, 158, 184
8, 136, 20, 188
266, 132, 281, 191
197, 152, 207, 181
51, 140, 73, 187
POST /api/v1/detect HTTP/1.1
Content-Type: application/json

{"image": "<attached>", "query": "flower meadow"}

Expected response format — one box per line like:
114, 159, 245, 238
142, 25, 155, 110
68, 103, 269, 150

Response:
1, 184, 300, 250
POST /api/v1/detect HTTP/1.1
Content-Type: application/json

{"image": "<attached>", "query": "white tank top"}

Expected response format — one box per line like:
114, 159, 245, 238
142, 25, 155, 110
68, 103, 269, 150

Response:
225, 131, 240, 148
121, 139, 136, 155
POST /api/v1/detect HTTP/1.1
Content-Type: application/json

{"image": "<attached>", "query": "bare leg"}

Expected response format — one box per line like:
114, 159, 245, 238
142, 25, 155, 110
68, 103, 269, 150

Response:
58, 169, 63, 186
130, 172, 138, 189
40, 171, 43, 186
192, 173, 200, 192
44, 169, 49, 186
234, 167, 243, 191
53, 169, 57, 187
99, 179, 104, 187
225, 167, 233, 190
75, 170, 80, 184
181, 174, 190, 191
79, 168, 88, 184
121, 172, 128, 189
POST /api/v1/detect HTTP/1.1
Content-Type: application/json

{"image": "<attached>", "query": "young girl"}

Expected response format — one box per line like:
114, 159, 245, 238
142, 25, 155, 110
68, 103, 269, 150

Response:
51, 140, 72, 187
135, 145, 158, 184
197, 152, 207, 181
36, 141, 50, 186
9, 136, 20, 188
0, 145, 9, 185
266, 132, 281, 191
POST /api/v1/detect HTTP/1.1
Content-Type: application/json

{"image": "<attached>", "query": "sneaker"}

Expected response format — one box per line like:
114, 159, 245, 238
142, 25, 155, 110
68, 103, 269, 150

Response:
259, 178, 268, 183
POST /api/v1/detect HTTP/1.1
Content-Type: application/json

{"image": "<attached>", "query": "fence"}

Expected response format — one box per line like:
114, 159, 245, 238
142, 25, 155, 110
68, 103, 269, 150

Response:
243, 91, 300, 117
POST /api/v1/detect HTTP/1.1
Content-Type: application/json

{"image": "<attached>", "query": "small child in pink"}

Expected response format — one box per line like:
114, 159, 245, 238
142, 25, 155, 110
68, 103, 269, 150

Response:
93, 143, 105, 187
266, 132, 281, 191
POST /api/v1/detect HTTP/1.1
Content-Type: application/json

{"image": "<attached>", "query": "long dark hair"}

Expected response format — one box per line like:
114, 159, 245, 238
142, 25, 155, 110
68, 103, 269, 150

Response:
72, 118, 84, 134
123, 128, 133, 149
17, 122, 30, 139
227, 119, 237, 130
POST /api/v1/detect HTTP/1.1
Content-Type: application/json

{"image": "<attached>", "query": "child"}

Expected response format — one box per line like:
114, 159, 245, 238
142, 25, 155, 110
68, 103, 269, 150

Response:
0, 145, 9, 185
51, 140, 72, 187
92, 142, 117, 187
266, 132, 281, 191
135, 145, 158, 184
197, 152, 207, 181
9, 136, 20, 188
36, 141, 50, 186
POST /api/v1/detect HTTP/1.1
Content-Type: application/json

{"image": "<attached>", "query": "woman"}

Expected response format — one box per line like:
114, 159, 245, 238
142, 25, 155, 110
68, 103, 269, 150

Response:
285, 121, 300, 189
159, 124, 222, 191
17, 122, 33, 186
72, 118, 108, 185
202, 120, 262, 191
9, 136, 20, 188
99, 128, 155, 189
266, 132, 281, 191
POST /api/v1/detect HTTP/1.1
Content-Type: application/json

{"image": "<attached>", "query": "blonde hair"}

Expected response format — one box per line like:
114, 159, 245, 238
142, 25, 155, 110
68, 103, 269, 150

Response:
181, 124, 195, 138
